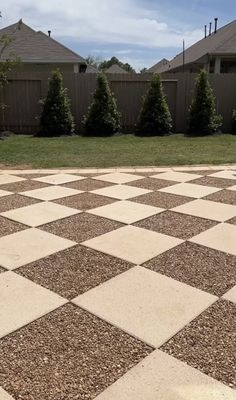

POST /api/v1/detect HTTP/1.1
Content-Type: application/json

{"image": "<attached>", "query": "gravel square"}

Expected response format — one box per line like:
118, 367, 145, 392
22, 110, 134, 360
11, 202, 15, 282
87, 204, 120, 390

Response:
204, 189, 236, 205
0, 180, 50, 193
0, 194, 40, 213
14, 174, 51, 179
182, 169, 222, 176
228, 216, 236, 225
63, 178, 113, 191
0, 304, 152, 400
161, 300, 236, 389
0, 216, 28, 238
128, 178, 176, 191
17, 245, 133, 299
144, 242, 236, 296
40, 213, 123, 242
134, 211, 217, 240
131, 191, 193, 209
54, 192, 116, 210
189, 176, 236, 188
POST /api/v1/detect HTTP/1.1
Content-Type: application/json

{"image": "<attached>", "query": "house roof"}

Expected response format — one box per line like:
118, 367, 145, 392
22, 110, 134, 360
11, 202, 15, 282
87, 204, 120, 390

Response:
105, 64, 128, 73
147, 58, 169, 73
154, 20, 236, 72
0, 21, 86, 64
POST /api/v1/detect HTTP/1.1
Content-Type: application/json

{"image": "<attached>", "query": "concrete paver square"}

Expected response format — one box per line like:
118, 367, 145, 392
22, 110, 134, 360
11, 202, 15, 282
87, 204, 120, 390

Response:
228, 185, 236, 191
223, 285, 236, 304
74, 266, 216, 348
172, 199, 236, 222
89, 201, 163, 224
0, 190, 12, 198
91, 185, 151, 200
210, 171, 236, 180
21, 186, 83, 201
190, 223, 236, 256
0, 271, 66, 338
82, 225, 183, 264
95, 350, 236, 400
94, 172, 144, 184
34, 173, 85, 185
0, 387, 15, 400
153, 171, 202, 182
1, 202, 80, 227
0, 228, 76, 269
0, 175, 25, 185
159, 183, 220, 198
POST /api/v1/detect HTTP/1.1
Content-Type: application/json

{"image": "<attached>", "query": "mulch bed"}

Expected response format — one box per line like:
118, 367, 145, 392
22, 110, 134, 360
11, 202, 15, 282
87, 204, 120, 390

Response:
0, 195, 40, 213
144, 242, 236, 297
0, 180, 50, 193
39, 213, 123, 243
17, 245, 133, 300
131, 191, 193, 209
189, 176, 236, 188
204, 189, 236, 205
128, 178, 176, 191
0, 216, 28, 238
54, 192, 116, 211
161, 300, 236, 389
0, 304, 152, 400
134, 211, 217, 240
63, 178, 112, 191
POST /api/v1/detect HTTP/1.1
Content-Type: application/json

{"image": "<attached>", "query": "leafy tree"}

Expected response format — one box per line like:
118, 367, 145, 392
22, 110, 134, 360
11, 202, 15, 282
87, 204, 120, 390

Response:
99, 57, 135, 73
0, 19, 21, 84
232, 110, 236, 134
136, 74, 172, 136
140, 67, 147, 74
83, 73, 121, 136
38, 69, 74, 137
85, 55, 102, 70
188, 69, 222, 135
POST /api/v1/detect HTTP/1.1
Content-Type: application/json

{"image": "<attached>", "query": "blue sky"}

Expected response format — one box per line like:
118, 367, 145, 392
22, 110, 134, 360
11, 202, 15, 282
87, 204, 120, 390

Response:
1, 0, 235, 70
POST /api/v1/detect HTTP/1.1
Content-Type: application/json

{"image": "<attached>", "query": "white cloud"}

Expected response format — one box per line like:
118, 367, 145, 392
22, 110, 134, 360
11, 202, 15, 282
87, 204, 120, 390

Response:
1, 0, 203, 49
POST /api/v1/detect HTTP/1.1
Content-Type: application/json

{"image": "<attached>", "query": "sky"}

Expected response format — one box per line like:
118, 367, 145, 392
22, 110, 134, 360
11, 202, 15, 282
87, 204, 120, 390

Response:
0, 0, 235, 71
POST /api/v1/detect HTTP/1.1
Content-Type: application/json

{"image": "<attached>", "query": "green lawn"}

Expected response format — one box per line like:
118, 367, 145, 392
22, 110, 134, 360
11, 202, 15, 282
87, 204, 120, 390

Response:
0, 134, 235, 168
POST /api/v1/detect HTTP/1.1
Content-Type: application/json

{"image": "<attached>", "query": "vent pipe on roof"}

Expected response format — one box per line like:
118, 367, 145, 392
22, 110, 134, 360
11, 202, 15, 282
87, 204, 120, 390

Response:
214, 18, 218, 33
204, 25, 207, 38
48, 30, 51, 37
209, 22, 212, 36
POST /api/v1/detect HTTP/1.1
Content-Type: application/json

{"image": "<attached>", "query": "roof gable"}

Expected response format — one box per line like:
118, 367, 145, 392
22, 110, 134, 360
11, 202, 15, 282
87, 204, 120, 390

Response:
0, 21, 86, 64
105, 64, 128, 73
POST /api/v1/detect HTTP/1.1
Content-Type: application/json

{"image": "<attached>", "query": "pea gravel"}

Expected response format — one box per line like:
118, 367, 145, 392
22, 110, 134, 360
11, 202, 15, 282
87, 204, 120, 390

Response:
144, 242, 236, 296
0, 304, 152, 400
0, 216, 28, 238
17, 245, 133, 299
131, 191, 193, 209
54, 192, 116, 210
189, 176, 236, 188
128, 178, 176, 190
0, 194, 40, 213
63, 178, 112, 191
204, 189, 236, 205
40, 213, 123, 243
161, 300, 236, 389
0, 180, 50, 193
134, 211, 217, 240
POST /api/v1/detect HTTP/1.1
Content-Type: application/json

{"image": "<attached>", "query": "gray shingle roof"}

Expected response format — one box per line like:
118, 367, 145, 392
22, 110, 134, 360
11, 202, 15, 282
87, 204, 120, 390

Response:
152, 20, 236, 72
147, 58, 169, 73
105, 64, 128, 73
0, 21, 86, 64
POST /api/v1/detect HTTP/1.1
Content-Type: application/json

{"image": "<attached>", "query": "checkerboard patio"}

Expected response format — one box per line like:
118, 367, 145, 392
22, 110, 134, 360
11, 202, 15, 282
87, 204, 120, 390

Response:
0, 166, 236, 400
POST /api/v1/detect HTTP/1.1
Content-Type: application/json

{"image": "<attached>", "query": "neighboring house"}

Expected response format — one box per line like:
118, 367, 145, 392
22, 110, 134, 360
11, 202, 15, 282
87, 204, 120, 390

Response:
0, 21, 87, 74
149, 20, 236, 74
105, 64, 128, 74
85, 64, 99, 73
147, 58, 169, 73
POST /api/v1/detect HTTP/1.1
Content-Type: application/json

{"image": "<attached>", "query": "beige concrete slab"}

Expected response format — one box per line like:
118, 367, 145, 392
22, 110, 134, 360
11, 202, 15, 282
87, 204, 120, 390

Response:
0, 189, 12, 198
94, 172, 144, 184
92, 185, 151, 200
210, 170, 236, 180
82, 225, 183, 264
190, 223, 236, 256
74, 266, 216, 348
228, 185, 236, 191
1, 202, 80, 227
0, 271, 67, 339
21, 186, 83, 201
153, 171, 202, 182
34, 173, 85, 185
172, 199, 236, 222
0, 228, 76, 269
0, 387, 15, 400
223, 285, 236, 304
95, 350, 236, 400
159, 183, 220, 198
0, 174, 25, 185
89, 201, 162, 224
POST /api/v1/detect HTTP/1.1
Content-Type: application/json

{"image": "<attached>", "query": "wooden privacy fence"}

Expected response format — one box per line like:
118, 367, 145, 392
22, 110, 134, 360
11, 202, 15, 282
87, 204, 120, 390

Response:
0, 72, 236, 134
